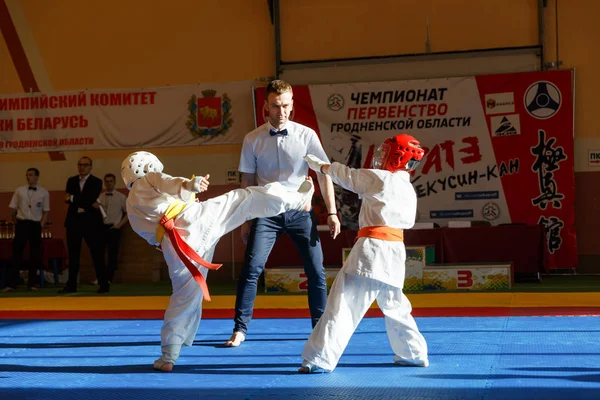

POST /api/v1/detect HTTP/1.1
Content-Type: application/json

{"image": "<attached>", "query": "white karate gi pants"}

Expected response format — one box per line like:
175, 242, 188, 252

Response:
301, 271, 428, 371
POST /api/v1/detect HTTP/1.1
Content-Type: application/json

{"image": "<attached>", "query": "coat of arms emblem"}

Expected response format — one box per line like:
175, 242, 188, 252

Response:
186, 89, 233, 137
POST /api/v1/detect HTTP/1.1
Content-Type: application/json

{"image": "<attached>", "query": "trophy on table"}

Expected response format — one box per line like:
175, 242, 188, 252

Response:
42, 221, 53, 239
6, 221, 14, 239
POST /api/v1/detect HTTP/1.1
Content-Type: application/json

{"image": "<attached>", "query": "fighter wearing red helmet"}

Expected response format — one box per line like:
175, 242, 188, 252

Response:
299, 133, 429, 373
372, 133, 425, 172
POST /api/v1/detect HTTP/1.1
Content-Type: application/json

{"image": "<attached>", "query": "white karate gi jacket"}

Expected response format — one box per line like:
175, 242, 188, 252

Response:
326, 162, 417, 288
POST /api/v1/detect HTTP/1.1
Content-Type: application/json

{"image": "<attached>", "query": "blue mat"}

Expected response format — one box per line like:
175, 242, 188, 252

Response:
0, 316, 598, 399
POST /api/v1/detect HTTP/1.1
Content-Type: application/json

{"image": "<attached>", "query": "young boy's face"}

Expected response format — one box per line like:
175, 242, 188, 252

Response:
104, 176, 116, 191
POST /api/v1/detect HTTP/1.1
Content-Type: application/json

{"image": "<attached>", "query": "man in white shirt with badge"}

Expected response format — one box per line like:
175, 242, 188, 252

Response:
3, 168, 50, 292
225, 79, 341, 347
96, 173, 128, 284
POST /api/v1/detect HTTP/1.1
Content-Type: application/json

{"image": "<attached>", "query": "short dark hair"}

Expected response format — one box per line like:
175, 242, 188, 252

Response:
266, 80, 293, 97
104, 173, 116, 180
79, 156, 92, 166
27, 168, 39, 176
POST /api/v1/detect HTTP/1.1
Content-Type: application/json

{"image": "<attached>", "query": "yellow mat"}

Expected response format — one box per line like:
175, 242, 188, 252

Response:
2, 292, 600, 311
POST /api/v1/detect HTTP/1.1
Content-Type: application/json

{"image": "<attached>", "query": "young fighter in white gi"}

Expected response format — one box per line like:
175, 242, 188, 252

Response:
299, 133, 428, 373
120, 151, 315, 372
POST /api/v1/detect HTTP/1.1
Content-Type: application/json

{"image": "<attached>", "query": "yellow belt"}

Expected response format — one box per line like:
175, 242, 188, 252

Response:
155, 177, 196, 244
156, 200, 188, 244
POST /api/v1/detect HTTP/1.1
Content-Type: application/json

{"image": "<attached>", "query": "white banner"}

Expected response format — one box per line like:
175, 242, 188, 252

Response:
0, 81, 255, 152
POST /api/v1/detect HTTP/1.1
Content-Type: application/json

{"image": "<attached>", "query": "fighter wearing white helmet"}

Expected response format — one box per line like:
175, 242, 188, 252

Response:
121, 151, 165, 190
121, 151, 315, 372
299, 133, 428, 373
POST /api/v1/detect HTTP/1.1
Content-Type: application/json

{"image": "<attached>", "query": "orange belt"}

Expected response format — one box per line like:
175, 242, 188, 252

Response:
159, 214, 222, 302
356, 226, 404, 242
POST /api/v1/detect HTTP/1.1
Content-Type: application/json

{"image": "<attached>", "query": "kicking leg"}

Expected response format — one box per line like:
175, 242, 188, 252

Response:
203, 180, 313, 240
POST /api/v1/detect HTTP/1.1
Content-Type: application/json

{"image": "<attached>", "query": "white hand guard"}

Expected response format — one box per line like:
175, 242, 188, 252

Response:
185, 176, 206, 193
304, 155, 330, 173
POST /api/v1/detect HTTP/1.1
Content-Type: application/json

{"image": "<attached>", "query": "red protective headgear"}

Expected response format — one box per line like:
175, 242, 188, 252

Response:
372, 134, 425, 172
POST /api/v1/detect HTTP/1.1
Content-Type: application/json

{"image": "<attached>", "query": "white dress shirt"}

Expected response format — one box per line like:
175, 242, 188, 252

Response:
239, 121, 329, 190
9, 185, 50, 222
99, 190, 127, 226
79, 174, 90, 192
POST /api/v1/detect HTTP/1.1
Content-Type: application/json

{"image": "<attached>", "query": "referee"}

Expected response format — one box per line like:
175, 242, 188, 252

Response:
3, 168, 50, 292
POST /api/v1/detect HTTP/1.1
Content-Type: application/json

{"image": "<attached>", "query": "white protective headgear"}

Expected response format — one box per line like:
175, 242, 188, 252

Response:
121, 151, 164, 189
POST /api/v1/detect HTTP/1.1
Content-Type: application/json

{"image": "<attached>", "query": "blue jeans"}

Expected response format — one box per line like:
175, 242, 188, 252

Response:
233, 209, 327, 334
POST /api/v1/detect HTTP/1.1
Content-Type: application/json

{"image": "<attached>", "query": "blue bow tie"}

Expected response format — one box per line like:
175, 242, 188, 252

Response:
270, 128, 288, 136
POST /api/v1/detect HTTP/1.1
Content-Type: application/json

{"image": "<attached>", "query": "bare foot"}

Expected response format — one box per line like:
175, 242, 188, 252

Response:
224, 331, 245, 347
298, 177, 314, 212
153, 359, 174, 372
298, 360, 322, 373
